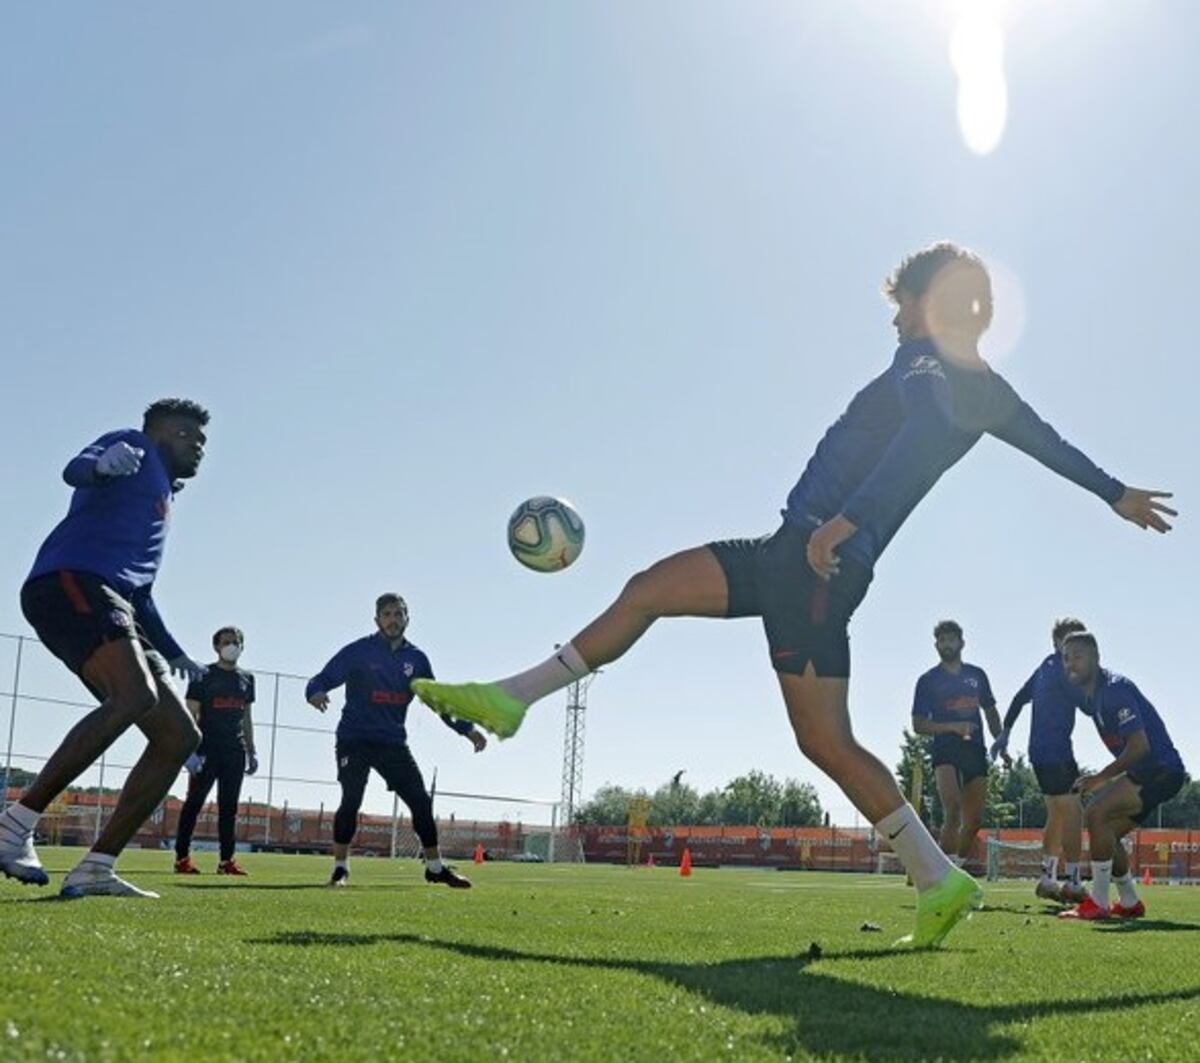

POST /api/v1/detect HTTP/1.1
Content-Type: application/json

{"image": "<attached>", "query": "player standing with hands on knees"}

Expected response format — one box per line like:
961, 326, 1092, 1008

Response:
306, 593, 485, 889
173, 625, 258, 876
414, 243, 1176, 947
0, 399, 210, 898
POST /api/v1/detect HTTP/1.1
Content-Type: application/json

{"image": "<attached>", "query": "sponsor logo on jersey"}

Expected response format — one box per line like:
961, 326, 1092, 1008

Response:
902, 354, 946, 380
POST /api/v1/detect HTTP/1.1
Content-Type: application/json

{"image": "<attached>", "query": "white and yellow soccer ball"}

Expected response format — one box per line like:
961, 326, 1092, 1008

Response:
506, 496, 585, 572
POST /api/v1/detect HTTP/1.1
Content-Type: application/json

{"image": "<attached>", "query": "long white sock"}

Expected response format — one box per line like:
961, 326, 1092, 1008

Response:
876, 804, 954, 892
426, 856, 444, 874
1114, 872, 1139, 907
497, 642, 590, 707
1090, 859, 1113, 908
3, 802, 41, 833
1042, 855, 1059, 880
1065, 862, 1081, 884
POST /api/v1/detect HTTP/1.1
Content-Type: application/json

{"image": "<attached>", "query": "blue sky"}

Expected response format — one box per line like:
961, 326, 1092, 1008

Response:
2, 2, 1196, 827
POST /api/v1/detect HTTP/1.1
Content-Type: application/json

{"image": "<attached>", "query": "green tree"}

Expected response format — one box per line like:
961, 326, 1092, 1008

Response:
649, 781, 701, 826
778, 779, 823, 826
1158, 777, 1199, 828
574, 784, 643, 825
895, 729, 940, 825
986, 757, 1045, 828
721, 771, 783, 826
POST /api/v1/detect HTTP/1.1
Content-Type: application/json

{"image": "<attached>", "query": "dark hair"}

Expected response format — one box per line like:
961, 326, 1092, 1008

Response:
1052, 617, 1086, 644
884, 242, 993, 336
143, 398, 210, 432
376, 593, 408, 618
212, 625, 244, 648
1061, 630, 1098, 654
933, 619, 963, 639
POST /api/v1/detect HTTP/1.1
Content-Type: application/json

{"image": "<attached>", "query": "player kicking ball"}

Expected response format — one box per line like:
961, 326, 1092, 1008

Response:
414, 243, 1175, 947
1057, 631, 1186, 921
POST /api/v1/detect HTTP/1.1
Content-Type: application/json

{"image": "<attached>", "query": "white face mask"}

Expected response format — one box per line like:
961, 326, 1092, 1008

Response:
219, 644, 242, 663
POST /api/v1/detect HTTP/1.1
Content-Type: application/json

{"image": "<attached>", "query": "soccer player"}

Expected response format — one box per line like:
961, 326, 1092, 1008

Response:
305, 593, 485, 889
1058, 631, 1186, 920
911, 620, 1000, 868
173, 625, 258, 876
0, 399, 209, 898
412, 243, 1175, 946
990, 617, 1087, 900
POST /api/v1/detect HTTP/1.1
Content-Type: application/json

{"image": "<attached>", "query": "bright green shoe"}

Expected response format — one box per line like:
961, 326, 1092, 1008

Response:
897, 868, 983, 948
411, 679, 528, 739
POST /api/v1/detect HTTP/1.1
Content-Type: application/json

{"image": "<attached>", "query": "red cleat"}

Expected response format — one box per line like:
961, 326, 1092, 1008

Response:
174, 856, 201, 875
1058, 895, 1111, 920
217, 859, 249, 877
1112, 900, 1146, 919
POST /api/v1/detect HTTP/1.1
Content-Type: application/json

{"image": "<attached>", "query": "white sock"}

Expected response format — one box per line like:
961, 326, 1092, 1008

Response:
1090, 859, 1113, 908
1042, 855, 1059, 880
1115, 872, 1139, 907
426, 856, 444, 874
80, 851, 116, 870
1065, 862, 1081, 883
497, 642, 590, 707
334, 859, 348, 872
2, 802, 41, 834
876, 804, 954, 892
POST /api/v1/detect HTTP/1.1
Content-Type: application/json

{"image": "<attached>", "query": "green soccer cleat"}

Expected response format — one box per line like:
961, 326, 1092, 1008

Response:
896, 867, 983, 948
411, 679, 528, 739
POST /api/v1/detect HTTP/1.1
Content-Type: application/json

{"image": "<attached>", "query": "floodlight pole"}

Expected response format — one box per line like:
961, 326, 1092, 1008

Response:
558, 647, 597, 831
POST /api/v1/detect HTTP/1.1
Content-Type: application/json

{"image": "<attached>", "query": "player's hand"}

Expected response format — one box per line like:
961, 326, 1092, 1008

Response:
184, 752, 205, 776
989, 729, 1010, 763
468, 730, 488, 753
1112, 487, 1176, 533
95, 441, 145, 478
1072, 773, 1103, 796
169, 654, 205, 683
806, 514, 858, 580
245, 752, 259, 776
308, 691, 330, 713
951, 722, 975, 739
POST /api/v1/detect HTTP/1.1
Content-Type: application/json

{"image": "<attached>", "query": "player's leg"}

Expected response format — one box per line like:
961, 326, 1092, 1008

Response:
379, 744, 471, 889
215, 752, 247, 874
174, 757, 219, 871
412, 543, 735, 736
777, 667, 978, 947
62, 669, 200, 898
956, 768, 987, 863
330, 742, 370, 885
1060, 778, 1141, 920
933, 764, 964, 857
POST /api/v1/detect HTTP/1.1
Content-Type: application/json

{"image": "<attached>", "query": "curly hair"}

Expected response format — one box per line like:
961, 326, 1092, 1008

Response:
884, 242, 993, 337
933, 619, 963, 639
143, 398, 210, 432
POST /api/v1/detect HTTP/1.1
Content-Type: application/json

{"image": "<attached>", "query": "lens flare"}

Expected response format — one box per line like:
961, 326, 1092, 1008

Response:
949, 3, 1008, 155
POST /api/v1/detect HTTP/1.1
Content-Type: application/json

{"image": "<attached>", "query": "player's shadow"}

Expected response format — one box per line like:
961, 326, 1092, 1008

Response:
1092, 918, 1200, 934
172, 882, 414, 892
248, 930, 1200, 1060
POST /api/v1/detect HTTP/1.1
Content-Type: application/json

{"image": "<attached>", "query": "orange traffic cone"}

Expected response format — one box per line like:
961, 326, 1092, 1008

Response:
680, 848, 693, 877
1141, 867, 1153, 886
473, 843, 485, 865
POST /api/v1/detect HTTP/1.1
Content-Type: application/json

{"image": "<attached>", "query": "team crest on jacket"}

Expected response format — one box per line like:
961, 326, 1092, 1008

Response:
404, 662, 414, 677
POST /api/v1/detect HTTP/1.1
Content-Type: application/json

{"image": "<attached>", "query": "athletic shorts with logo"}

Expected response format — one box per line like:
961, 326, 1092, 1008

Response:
20, 571, 169, 697
708, 520, 873, 679
1128, 765, 1186, 824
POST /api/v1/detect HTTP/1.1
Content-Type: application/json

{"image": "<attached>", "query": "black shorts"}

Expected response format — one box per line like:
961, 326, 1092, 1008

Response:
708, 521, 873, 678
1128, 766, 1186, 825
335, 739, 427, 796
1033, 760, 1080, 797
932, 741, 989, 787
20, 571, 169, 696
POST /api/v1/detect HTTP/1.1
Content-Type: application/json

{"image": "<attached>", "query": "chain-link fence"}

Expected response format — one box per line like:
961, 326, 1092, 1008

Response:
0, 632, 574, 860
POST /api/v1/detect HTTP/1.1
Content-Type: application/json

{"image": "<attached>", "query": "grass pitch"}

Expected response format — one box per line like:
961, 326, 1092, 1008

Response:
3, 849, 1199, 1061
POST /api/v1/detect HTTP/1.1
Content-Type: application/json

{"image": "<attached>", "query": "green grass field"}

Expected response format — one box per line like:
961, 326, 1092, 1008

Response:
3, 849, 1199, 1061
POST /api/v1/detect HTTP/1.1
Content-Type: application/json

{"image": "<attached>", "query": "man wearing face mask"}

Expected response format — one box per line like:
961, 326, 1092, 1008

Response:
1, 398, 208, 898
173, 626, 257, 875
306, 593, 485, 889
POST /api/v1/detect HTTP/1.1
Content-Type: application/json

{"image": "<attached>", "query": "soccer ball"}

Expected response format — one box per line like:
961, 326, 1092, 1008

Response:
507, 496, 585, 572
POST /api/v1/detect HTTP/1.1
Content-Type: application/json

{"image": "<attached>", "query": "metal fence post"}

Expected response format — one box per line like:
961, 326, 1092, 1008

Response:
548, 802, 557, 863
2, 636, 25, 806
264, 672, 281, 848
390, 793, 400, 859
94, 753, 106, 844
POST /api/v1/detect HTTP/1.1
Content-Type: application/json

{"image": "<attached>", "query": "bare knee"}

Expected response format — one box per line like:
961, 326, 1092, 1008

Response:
111, 678, 158, 724
794, 729, 859, 779
618, 567, 664, 618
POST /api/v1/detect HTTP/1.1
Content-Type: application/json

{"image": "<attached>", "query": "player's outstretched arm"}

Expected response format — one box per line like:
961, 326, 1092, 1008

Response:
1111, 487, 1176, 533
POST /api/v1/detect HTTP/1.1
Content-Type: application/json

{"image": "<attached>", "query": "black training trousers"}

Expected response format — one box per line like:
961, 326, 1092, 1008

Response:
175, 747, 245, 861
333, 739, 437, 848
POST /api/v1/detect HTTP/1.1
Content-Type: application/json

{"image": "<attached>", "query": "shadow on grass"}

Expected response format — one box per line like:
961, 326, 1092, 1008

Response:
1092, 918, 1200, 934
171, 882, 416, 892
245, 930, 1200, 1060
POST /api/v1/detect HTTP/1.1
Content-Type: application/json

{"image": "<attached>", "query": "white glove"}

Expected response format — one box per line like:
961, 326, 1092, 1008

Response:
169, 654, 205, 683
96, 441, 145, 478
184, 752, 206, 776
989, 729, 1010, 763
